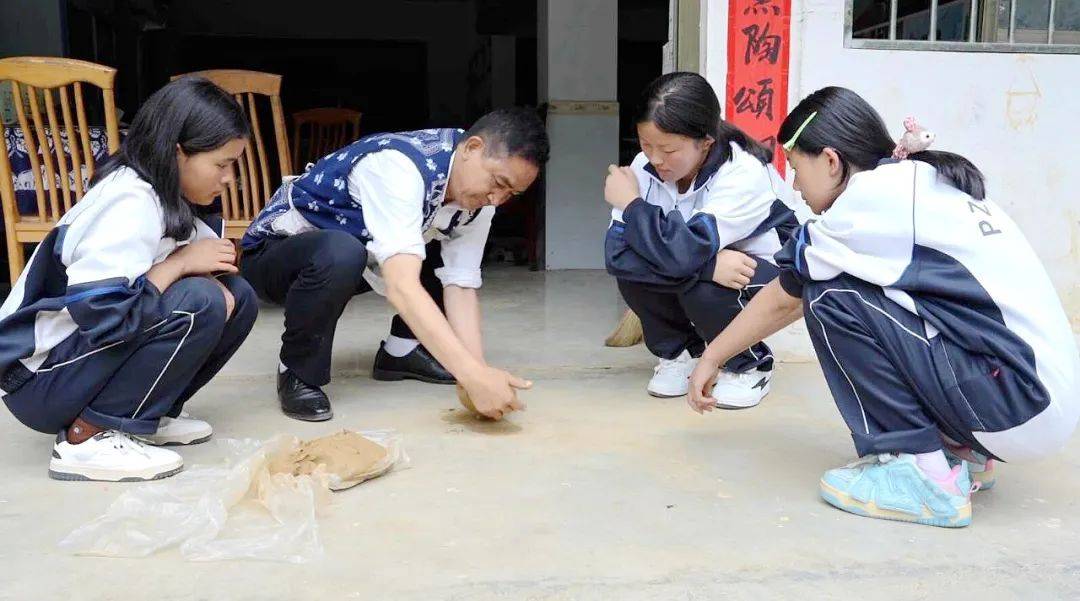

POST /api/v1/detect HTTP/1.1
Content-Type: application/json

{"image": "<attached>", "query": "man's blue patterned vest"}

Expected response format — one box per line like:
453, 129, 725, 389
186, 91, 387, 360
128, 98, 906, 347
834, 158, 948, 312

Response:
241, 128, 464, 249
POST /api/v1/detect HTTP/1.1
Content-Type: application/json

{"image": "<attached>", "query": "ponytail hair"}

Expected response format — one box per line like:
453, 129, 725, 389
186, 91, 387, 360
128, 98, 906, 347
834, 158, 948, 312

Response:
636, 71, 773, 167
778, 86, 985, 200
908, 150, 986, 201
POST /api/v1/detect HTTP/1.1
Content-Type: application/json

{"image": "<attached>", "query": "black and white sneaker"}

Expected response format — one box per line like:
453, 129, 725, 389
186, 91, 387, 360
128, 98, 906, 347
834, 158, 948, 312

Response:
711, 368, 771, 409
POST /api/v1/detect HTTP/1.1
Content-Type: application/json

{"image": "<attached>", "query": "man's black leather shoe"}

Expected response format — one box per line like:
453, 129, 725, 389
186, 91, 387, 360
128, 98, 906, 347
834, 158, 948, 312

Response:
277, 369, 333, 421
372, 342, 455, 384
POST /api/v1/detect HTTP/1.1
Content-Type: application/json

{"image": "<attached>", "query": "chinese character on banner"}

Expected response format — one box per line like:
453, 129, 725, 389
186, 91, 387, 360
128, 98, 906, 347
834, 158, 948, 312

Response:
744, 0, 782, 15
733, 78, 775, 120
742, 23, 782, 65
726, 0, 791, 175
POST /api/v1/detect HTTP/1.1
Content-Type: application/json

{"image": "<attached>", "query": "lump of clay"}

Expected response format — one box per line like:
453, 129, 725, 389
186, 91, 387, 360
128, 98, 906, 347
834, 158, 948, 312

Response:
456, 384, 478, 414
456, 384, 497, 420
268, 430, 390, 491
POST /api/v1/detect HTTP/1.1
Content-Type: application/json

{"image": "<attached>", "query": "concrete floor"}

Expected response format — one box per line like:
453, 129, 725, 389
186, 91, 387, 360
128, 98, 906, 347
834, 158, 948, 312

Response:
2, 268, 1079, 600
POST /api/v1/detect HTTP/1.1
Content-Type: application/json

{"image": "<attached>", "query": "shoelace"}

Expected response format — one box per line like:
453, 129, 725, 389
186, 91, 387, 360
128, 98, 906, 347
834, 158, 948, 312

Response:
839, 453, 894, 470
96, 431, 152, 458
849, 453, 981, 495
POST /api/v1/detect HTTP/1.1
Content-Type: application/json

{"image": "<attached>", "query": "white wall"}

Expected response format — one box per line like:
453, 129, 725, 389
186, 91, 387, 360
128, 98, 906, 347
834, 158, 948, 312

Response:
703, 0, 1080, 360
788, 0, 1080, 329
541, 1, 618, 102
539, 0, 619, 270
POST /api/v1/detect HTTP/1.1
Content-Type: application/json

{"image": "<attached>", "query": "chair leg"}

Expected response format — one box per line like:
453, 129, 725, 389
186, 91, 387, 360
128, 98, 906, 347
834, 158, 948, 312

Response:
6, 237, 24, 285
231, 238, 243, 269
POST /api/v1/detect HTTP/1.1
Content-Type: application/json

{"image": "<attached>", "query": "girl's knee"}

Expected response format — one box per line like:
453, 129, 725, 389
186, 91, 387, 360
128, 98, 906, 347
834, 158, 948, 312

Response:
169, 277, 229, 326
221, 275, 259, 326
219, 284, 236, 319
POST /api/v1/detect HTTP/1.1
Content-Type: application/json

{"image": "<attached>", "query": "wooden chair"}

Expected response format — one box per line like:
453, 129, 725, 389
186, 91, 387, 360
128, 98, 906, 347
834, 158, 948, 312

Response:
0, 57, 121, 284
290, 107, 362, 173
170, 69, 291, 240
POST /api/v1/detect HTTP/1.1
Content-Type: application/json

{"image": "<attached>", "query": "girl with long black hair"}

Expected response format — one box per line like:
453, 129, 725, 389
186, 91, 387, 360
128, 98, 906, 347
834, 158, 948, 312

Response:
0, 77, 258, 482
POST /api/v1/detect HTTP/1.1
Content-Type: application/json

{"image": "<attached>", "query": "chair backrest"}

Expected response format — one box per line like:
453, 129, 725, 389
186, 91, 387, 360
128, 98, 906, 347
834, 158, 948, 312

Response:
170, 69, 291, 234
0, 57, 120, 229
291, 107, 362, 173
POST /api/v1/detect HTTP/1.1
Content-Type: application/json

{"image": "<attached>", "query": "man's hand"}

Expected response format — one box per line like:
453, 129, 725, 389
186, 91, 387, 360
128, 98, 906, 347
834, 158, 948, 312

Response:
460, 366, 532, 420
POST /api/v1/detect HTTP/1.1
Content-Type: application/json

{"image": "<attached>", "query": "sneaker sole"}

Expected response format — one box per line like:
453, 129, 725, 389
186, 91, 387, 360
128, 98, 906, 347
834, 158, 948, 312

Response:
48, 462, 184, 482
372, 367, 455, 385
819, 478, 971, 528
714, 382, 770, 410
139, 432, 213, 447
714, 400, 760, 410
647, 389, 687, 398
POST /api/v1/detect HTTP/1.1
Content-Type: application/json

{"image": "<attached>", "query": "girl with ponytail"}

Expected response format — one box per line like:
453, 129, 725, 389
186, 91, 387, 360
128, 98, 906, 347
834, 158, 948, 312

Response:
687, 86, 1078, 528
603, 71, 799, 409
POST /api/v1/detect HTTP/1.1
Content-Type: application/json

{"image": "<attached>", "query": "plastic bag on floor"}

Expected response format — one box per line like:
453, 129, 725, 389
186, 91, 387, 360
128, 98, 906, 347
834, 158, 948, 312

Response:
58, 430, 407, 563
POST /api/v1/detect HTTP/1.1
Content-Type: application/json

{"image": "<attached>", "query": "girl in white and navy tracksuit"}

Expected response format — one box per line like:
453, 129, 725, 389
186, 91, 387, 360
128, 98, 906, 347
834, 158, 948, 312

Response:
604, 72, 798, 407
0, 78, 257, 482
689, 86, 1079, 527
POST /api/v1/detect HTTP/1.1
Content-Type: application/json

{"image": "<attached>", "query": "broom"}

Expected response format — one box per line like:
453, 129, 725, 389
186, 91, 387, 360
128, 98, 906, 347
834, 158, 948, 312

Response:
604, 309, 644, 347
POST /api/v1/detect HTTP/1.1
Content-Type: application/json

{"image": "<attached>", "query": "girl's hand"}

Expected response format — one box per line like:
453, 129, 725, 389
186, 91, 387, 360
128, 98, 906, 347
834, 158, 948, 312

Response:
712, 250, 757, 290
687, 353, 722, 414
604, 165, 640, 210
173, 239, 238, 276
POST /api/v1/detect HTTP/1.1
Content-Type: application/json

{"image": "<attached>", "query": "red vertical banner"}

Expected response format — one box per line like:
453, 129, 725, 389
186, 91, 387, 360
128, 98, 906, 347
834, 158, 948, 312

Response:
726, 0, 792, 176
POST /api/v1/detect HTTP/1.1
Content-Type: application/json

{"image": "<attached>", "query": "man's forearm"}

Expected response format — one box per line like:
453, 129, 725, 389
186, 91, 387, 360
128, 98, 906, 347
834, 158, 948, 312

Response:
383, 255, 483, 381
444, 285, 485, 362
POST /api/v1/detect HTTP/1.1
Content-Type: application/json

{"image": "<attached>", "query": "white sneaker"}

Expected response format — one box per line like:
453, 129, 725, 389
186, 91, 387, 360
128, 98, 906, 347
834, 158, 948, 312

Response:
647, 350, 699, 398
49, 430, 184, 482
711, 368, 772, 409
139, 412, 213, 446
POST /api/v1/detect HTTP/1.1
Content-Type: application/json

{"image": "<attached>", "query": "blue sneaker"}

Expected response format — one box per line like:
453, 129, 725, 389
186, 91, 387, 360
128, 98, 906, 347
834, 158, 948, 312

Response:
819, 454, 973, 528
944, 446, 996, 491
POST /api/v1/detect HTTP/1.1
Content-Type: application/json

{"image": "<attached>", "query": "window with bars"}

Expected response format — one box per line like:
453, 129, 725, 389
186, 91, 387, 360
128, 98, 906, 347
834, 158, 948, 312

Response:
846, 0, 1080, 52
